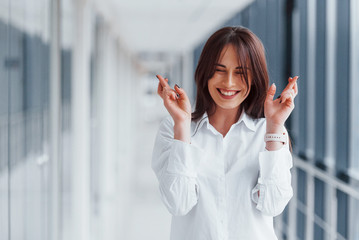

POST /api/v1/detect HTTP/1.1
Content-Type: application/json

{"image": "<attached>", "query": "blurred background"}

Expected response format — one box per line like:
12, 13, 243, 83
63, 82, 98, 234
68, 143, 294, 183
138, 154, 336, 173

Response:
0, 0, 359, 239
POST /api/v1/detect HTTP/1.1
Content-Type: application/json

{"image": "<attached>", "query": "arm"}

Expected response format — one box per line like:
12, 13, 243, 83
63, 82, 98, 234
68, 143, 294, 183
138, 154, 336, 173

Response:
251, 126, 293, 216
152, 117, 203, 216
251, 76, 298, 215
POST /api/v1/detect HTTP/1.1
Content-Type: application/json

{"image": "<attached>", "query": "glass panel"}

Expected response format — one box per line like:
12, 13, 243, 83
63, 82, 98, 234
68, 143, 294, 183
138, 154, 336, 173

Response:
265, 0, 283, 93
297, 168, 307, 204
9, 0, 51, 238
248, 0, 266, 44
314, 178, 325, 240
314, 223, 324, 240
337, 190, 348, 238
282, 206, 289, 224
192, 43, 203, 100
314, 0, 326, 166
296, 168, 307, 239
314, 178, 325, 219
297, 0, 308, 158
241, 6, 250, 28
349, 0, 359, 178
9, 12, 26, 240
335, 0, 350, 175
0, 0, 10, 239
350, 197, 359, 239
335, 3, 351, 237
296, 210, 306, 240
60, 0, 74, 238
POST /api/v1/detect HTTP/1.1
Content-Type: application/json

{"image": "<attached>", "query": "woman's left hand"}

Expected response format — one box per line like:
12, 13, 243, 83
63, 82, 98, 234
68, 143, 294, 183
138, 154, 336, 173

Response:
264, 76, 298, 129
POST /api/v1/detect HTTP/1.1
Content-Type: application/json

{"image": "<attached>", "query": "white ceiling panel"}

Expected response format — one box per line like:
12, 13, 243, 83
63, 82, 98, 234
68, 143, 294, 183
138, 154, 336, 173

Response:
105, 0, 253, 53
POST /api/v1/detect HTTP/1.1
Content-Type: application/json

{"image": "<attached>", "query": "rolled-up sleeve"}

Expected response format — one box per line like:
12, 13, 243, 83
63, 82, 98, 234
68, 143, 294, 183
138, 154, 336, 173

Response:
251, 129, 293, 217
152, 117, 205, 216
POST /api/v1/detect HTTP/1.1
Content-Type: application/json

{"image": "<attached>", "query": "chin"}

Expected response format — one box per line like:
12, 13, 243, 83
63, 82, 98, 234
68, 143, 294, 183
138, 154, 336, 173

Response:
216, 103, 241, 110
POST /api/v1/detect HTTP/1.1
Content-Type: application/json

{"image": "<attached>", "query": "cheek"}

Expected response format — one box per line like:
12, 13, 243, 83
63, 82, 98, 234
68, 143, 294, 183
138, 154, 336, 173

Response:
208, 85, 217, 99
207, 79, 217, 92
243, 86, 251, 99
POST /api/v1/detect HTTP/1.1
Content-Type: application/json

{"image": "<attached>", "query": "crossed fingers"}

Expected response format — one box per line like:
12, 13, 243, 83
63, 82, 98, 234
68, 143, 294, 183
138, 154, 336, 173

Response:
278, 76, 298, 104
156, 74, 179, 101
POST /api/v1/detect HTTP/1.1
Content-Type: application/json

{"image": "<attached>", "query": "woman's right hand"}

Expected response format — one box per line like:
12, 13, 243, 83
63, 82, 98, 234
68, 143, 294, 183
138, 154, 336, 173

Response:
156, 74, 192, 125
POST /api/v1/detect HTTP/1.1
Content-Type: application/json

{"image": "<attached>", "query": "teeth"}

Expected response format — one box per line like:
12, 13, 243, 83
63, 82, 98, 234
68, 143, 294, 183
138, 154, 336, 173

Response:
220, 90, 238, 96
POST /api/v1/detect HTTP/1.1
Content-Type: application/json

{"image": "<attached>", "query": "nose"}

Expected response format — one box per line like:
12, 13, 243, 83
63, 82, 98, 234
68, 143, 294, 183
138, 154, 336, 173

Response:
223, 72, 236, 88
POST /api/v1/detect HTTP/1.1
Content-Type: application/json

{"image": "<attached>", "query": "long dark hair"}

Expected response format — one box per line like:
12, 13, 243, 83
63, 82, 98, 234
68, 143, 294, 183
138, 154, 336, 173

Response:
192, 26, 293, 151
192, 26, 269, 121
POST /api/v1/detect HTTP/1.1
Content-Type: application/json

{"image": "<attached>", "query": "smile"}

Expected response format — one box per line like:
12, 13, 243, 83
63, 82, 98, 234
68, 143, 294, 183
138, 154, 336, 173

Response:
217, 88, 240, 99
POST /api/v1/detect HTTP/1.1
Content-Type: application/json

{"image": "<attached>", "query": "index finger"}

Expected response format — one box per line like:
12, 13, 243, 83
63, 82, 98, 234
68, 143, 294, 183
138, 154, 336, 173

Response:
156, 74, 170, 88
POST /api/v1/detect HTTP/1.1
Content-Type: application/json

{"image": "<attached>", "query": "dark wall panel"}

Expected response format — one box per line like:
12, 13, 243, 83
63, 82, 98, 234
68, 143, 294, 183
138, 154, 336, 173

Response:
335, 0, 350, 175
315, 0, 326, 165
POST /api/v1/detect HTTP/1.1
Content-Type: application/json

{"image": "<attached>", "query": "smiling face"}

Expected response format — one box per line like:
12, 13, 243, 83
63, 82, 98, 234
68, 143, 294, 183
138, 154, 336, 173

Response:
208, 44, 252, 112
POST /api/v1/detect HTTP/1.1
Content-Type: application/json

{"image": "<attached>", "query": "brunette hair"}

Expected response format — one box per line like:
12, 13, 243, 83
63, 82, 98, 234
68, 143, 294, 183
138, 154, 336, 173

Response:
192, 26, 293, 151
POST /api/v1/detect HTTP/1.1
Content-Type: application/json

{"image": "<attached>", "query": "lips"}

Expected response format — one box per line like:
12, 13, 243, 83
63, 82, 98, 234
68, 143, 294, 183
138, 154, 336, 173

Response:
217, 88, 240, 98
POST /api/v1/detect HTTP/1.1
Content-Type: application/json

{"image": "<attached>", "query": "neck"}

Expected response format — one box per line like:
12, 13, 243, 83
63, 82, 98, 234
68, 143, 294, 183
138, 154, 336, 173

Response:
208, 105, 242, 137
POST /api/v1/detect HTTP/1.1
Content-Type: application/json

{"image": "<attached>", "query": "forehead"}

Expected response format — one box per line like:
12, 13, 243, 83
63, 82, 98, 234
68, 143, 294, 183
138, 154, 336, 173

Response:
217, 44, 248, 66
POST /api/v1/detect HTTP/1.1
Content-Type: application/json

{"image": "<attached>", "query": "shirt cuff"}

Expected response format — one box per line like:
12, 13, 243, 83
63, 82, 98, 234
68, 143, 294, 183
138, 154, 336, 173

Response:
166, 139, 205, 177
251, 184, 265, 210
258, 146, 293, 181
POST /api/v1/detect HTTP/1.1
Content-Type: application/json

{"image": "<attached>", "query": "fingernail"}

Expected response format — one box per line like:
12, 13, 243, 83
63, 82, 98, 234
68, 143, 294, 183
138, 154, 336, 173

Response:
272, 83, 276, 87
156, 75, 159, 79
175, 84, 180, 88
176, 93, 180, 98
277, 95, 281, 99
280, 100, 282, 103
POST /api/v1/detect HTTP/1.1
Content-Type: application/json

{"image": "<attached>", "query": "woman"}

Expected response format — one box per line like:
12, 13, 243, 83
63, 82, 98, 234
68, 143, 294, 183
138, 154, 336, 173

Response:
152, 26, 298, 240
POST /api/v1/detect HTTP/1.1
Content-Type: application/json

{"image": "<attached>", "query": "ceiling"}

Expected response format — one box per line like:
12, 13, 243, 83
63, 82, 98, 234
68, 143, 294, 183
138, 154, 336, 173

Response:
104, 0, 253, 53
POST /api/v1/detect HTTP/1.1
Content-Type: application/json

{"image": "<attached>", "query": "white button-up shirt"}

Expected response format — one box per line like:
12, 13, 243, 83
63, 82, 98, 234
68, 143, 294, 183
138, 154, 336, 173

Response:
152, 110, 293, 240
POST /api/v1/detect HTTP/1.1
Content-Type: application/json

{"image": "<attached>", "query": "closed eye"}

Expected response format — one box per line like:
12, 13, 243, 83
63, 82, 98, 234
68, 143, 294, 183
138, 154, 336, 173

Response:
215, 69, 225, 72
236, 67, 246, 74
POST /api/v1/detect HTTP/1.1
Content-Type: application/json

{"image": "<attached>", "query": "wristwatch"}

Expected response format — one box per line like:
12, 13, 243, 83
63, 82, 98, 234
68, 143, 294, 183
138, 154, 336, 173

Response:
264, 133, 287, 145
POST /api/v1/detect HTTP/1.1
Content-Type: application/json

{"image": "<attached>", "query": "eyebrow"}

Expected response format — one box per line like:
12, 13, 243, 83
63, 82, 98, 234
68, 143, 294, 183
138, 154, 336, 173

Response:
215, 63, 248, 69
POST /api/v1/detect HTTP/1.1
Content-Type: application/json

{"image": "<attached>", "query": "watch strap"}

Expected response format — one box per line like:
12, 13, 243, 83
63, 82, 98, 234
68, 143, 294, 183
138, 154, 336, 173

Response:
264, 133, 287, 144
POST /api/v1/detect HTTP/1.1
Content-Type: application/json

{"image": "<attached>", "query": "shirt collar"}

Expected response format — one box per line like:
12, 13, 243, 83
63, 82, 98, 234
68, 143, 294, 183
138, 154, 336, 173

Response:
193, 109, 257, 135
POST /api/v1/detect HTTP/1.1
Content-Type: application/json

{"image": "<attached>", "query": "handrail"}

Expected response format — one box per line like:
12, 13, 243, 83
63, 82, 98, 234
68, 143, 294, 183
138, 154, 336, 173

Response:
293, 155, 359, 200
